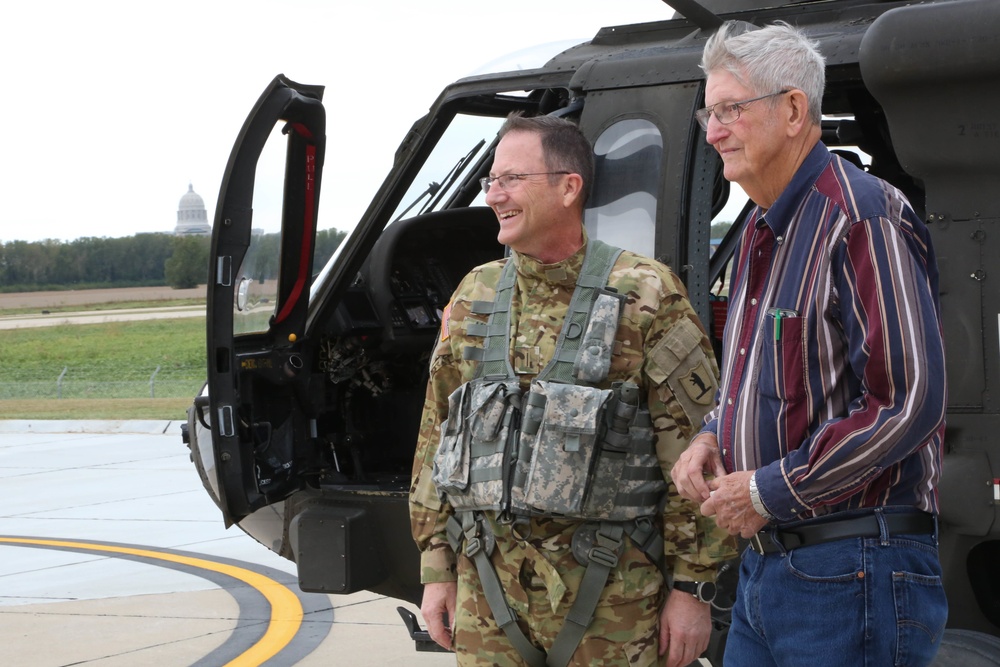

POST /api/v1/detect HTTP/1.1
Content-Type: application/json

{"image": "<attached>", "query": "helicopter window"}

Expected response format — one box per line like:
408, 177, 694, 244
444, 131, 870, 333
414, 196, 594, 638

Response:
233, 124, 287, 336
389, 114, 504, 222
584, 118, 662, 255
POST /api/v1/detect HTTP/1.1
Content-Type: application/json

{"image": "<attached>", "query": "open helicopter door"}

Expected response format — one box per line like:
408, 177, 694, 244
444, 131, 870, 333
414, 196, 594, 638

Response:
203, 75, 325, 525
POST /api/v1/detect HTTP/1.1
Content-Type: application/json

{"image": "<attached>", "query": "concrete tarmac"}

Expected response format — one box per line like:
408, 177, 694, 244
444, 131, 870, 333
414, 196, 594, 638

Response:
0, 420, 452, 667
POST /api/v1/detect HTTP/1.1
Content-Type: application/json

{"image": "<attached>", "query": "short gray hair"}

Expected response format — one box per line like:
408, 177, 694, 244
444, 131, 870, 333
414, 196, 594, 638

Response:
701, 21, 825, 124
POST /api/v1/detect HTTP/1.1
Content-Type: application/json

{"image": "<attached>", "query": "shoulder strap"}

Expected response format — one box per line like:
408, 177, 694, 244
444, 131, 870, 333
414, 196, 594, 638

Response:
463, 260, 518, 380
537, 239, 623, 384
463, 240, 624, 383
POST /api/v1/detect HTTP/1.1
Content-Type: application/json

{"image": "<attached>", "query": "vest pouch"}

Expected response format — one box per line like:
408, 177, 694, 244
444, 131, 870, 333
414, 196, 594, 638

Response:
573, 289, 625, 384
518, 381, 611, 517
585, 414, 665, 521
582, 449, 626, 517
431, 384, 471, 495
439, 380, 520, 511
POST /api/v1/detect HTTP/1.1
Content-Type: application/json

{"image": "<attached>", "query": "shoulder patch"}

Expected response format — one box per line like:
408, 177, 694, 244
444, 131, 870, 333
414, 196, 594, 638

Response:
647, 317, 719, 427
679, 366, 715, 405
440, 302, 452, 342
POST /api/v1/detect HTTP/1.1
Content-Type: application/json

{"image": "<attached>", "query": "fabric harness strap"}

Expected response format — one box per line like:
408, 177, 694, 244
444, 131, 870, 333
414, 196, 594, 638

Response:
465, 240, 623, 383
446, 513, 547, 667
546, 521, 624, 667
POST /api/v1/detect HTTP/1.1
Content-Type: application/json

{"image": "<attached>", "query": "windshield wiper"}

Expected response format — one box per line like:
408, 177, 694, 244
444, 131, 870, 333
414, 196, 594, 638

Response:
392, 181, 441, 223
422, 139, 486, 215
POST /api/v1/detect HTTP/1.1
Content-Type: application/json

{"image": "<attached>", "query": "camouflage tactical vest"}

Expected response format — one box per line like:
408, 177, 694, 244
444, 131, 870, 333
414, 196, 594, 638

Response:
431, 240, 668, 521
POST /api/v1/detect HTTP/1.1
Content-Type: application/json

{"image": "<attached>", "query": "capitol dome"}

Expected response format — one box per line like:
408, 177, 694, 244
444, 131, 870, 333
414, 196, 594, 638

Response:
174, 183, 211, 235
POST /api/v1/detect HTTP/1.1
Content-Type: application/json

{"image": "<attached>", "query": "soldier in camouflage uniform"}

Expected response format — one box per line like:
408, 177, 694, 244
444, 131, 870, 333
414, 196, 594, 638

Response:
409, 113, 735, 667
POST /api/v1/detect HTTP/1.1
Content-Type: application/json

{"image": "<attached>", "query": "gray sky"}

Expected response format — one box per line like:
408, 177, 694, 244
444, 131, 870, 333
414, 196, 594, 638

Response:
0, 0, 675, 244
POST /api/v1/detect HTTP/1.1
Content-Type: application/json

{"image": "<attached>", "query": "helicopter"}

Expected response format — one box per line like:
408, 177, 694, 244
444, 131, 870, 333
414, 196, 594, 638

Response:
183, 0, 1000, 663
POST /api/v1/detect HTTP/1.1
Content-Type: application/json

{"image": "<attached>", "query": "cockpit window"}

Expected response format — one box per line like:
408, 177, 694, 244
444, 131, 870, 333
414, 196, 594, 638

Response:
389, 114, 504, 222
584, 118, 662, 256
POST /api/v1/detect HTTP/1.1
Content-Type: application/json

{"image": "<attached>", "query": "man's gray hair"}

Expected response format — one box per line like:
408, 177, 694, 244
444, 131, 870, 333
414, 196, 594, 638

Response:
701, 21, 825, 124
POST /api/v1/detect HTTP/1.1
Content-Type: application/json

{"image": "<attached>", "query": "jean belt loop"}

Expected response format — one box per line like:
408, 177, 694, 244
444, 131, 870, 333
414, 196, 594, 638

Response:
875, 507, 890, 546
774, 524, 791, 554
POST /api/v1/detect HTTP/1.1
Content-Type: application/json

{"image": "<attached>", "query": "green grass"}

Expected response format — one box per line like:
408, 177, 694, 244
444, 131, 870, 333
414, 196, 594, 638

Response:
0, 398, 195, 420
0, 318, 205, 369
0, 319, 207, 418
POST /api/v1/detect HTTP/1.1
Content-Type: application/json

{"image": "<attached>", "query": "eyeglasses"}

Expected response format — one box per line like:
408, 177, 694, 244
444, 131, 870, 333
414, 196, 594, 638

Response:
479, 172, 570, 194
695, 90, 791, 130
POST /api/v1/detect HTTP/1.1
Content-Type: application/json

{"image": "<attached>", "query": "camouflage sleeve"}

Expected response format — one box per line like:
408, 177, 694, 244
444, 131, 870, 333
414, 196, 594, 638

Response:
409, 268, 492, 584
410, 348, 460, 584
642, 268, 738, 581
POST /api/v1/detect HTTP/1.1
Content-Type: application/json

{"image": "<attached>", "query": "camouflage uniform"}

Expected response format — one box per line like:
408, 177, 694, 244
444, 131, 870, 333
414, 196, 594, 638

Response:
410, 238, 735, 666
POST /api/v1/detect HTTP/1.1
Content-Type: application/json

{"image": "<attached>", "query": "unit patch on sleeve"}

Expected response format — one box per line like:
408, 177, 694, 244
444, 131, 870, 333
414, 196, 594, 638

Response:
440, 302, 452, 342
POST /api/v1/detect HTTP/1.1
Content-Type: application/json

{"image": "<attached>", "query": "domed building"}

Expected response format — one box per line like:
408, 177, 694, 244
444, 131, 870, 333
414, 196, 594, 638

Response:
174, 183, 211, 235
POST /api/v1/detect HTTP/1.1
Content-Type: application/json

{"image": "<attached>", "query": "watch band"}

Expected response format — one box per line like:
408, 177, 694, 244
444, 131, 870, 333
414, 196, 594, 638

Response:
749, 472, 776, 521
672, 580, 717, 604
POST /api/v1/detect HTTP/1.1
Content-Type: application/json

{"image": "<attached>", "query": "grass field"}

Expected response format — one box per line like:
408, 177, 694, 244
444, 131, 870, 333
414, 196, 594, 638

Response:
0, 398, 196, 420
0, 292, 207, 420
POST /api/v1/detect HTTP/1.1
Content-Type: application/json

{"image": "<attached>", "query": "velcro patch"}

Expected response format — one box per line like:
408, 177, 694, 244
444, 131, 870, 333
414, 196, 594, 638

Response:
514, 345, 541, 375
440, 302, 452, 342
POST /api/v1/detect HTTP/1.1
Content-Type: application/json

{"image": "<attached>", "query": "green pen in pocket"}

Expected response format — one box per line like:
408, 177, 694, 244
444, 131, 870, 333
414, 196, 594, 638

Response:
768, 307, 799, 341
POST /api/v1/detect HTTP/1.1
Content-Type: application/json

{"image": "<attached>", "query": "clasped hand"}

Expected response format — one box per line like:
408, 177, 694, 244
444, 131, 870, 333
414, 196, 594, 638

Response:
670, 433, 767, 538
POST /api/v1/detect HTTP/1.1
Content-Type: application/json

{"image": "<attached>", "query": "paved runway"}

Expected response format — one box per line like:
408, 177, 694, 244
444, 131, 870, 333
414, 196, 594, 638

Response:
0, 420, 452, 666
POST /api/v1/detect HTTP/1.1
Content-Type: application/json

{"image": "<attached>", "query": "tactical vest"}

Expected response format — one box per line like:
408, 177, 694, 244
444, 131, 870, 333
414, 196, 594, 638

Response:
431, 240, 668, 521
430, 241, 671, 667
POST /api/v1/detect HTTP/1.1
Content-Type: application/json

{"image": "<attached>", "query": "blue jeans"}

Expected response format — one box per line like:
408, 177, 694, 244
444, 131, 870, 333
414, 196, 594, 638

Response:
725, 509, 948, 666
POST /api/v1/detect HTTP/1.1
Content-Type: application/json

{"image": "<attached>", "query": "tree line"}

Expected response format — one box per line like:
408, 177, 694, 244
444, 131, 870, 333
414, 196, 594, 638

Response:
0, 229, 347, 292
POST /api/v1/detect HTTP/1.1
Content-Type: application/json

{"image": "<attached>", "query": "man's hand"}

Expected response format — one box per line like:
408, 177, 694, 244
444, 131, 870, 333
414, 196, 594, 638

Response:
700, 471, 769, 538
658, 587, 712, 667
420, 581, 458, 650
671, 432, 726, 503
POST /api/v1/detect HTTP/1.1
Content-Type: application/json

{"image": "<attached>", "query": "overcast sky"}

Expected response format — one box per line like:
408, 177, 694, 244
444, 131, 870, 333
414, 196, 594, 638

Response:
0, 1, 676, 244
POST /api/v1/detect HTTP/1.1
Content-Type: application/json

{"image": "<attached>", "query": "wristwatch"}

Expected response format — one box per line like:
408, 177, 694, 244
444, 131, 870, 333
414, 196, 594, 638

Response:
749, 471, 776, 521
672, 580, 717, 604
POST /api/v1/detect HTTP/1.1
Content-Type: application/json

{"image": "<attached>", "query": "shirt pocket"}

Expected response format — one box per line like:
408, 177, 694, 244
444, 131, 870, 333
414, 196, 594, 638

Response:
757, 308, 807, 401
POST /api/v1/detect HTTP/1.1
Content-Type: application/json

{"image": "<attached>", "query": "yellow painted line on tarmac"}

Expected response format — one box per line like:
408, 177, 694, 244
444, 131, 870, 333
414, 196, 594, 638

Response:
0, 537, 302, 667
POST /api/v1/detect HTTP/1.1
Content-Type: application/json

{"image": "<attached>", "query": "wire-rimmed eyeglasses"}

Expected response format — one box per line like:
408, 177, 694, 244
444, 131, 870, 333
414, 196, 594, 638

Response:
479, 172, 570, 194
695, 90, 791, 131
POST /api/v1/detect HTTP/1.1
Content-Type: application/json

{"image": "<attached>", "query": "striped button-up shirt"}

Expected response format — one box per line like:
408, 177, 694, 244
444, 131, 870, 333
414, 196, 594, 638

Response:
702, 142, 946, 523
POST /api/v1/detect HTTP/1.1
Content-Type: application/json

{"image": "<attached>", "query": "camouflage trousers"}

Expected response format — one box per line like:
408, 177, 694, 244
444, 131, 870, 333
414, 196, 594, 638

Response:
451, 523, 667, 667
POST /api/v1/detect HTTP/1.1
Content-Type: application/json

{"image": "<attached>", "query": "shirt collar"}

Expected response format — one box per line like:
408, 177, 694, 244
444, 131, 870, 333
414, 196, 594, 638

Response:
510, 230, 587, 287
754, 141, 831, 235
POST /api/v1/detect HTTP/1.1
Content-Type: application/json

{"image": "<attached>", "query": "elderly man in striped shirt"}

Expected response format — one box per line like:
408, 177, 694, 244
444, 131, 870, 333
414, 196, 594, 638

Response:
671, 21, 948, 667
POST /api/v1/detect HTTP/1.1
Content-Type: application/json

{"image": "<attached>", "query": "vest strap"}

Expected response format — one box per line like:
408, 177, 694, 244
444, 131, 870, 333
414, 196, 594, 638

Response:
470, 260, 518, 380
469, 300, 495, 315
538, 240, 624, 384
464, 321, 489, 338
549, 521, 624, 667
447, 512, 547, 667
